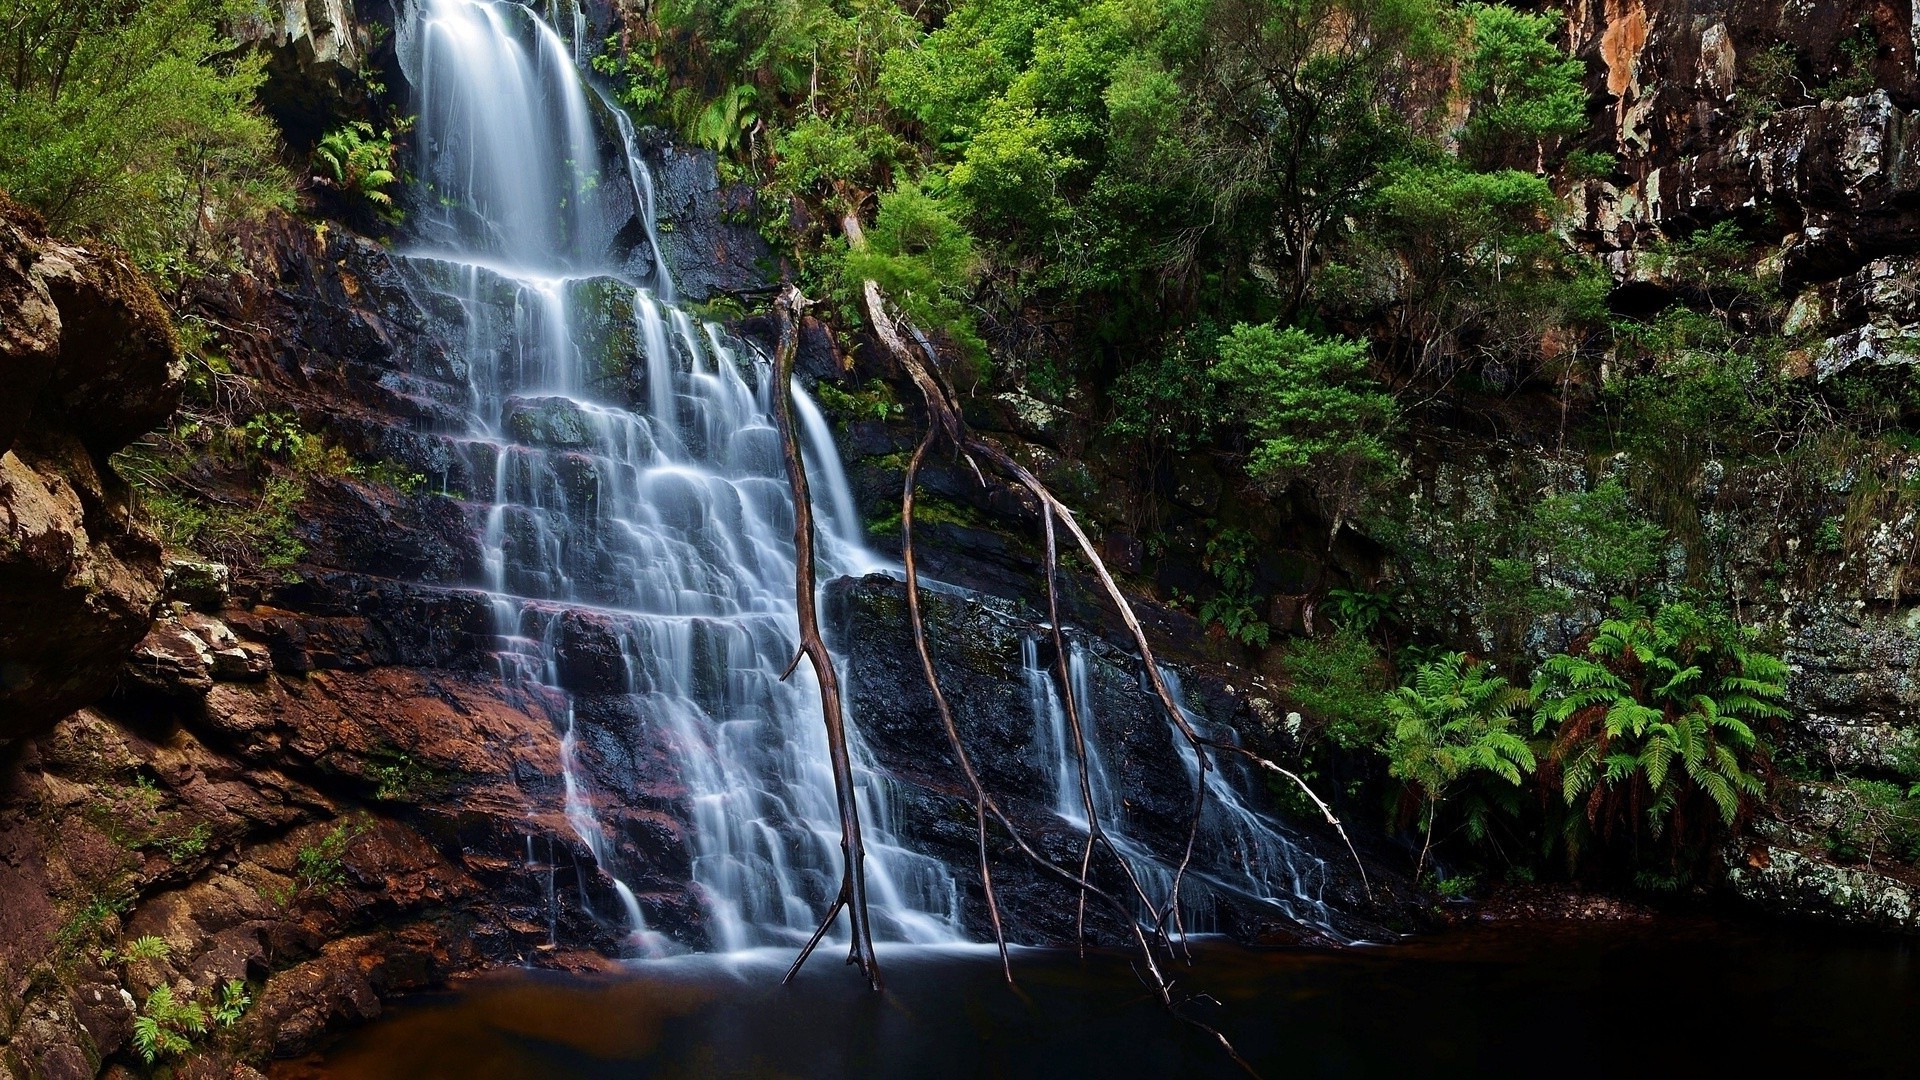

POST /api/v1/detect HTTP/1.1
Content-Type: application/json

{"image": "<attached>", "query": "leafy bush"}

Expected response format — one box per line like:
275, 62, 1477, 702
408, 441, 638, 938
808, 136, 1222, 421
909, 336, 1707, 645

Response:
840, 181, 988, 378
312, 121, 406, 212
1279, 628, 1394, 752
1211, 323, 1398, 538
1533, 600, 1787, 866
0, 0, 289, 272
1457, 3, 1587, 168
1384, 653, 1536, 873
1199, 526, 1269, 646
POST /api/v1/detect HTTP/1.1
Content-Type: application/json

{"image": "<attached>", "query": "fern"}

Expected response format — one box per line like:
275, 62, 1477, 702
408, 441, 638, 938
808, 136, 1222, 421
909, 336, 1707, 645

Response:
1382, 652, 1537, 875
1533, 599, 1786, 872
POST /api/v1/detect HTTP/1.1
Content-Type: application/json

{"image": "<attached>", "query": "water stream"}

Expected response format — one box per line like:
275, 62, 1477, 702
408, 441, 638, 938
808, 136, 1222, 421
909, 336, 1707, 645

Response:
1022, 641, 1334, 935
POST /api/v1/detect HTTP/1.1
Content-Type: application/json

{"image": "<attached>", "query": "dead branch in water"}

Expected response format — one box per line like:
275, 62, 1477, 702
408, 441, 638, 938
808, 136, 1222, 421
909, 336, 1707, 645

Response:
832, 217, 1281, 1077
770, 285, 882, 991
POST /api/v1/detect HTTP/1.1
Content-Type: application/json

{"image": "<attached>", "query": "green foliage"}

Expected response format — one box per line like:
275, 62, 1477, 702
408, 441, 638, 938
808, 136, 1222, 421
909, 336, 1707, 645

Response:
132, 984, 204, 1063
313, 120, 406, 211
123, 409, 433, 571
815, 380, 903, 422
131, 979, 249, 1064
154, 822, 214, 862
1457, 3, 1587, 167
272, 818, 365, 908
1563, 149, 1616, 180
840, 181, 988, 377
1828, 779, 1920, 866
1384, 652, 1536, 868
365, 749, 444, 802
1326, 586, 1402, 636
1504, 479, 1670, 611
1533, 600, 1787, 865
1172, 0, 1458, 317
1212, 323, 1398, 533
1334, 160, 1604, 375
1736, 43, 1799, 124
591, 34, 668, 115
54, 889, 132, 961
0, 0, 290, 273
112, 935, 174, 966
1199, 526, 1269, 646
1817, 21, 1879, 102
1280, 628, 1393, 751
1105, 325, 1221, 452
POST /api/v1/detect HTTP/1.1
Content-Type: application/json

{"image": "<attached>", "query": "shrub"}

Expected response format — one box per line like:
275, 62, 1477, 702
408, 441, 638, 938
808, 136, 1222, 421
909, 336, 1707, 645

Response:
1211, 323, 1398, 539
0, 0, 290, 273
1199, 525, 1269, 646
1279, 628, 1394, 752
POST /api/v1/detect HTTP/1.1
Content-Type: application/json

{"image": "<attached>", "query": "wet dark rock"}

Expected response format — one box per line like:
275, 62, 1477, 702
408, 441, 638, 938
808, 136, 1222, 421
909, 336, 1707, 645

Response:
552, 609, 628, 695
636, 133, 775, 303
830, 573, 1418, 946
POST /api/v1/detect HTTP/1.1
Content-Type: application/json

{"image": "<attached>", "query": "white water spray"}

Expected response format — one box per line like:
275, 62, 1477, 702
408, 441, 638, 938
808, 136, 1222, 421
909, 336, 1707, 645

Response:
396, 0, 959, 953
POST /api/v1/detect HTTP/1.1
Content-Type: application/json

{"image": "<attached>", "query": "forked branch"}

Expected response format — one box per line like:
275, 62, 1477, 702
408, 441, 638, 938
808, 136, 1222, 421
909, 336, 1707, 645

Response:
770, 285, 882, 990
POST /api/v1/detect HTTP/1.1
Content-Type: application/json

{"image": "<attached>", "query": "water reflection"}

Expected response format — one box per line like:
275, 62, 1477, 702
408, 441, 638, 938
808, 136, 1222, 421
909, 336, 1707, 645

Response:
277, 920, 1920, 1079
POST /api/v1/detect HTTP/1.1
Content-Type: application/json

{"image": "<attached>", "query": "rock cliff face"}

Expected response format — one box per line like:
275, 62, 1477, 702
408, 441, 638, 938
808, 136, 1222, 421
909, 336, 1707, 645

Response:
0, 201, 181, 745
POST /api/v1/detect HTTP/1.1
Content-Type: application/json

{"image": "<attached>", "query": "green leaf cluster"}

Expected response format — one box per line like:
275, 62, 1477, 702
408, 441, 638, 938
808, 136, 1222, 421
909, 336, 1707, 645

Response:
1533, 600, 1787, 862
1210, 323, 1398, 530
0, 0, 291, 273
1383, 652, 1535, 868
313, 120, 406, 212
131, 979, 250, 1064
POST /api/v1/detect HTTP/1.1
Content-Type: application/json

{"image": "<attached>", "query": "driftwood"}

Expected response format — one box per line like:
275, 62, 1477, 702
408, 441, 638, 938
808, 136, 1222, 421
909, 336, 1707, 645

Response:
769, 285, 882, 990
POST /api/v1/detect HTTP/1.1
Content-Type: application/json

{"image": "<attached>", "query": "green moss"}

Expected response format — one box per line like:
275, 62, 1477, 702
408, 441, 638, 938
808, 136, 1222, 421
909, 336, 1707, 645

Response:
867, 494, 983, 535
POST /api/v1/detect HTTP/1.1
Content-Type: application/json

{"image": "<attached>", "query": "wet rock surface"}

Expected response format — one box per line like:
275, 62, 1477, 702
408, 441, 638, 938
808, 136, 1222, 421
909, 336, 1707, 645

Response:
831, 574, 1420, 947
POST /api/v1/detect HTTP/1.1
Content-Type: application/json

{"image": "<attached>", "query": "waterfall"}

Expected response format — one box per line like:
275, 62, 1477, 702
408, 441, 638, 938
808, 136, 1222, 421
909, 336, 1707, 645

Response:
395, 0, 960, 953
1023, 639, 1337, 935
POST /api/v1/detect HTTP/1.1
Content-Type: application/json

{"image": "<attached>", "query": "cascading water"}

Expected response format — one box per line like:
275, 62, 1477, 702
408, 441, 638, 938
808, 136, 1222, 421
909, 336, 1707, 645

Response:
1023, 639, 1336, 935
395, 0, 959, 953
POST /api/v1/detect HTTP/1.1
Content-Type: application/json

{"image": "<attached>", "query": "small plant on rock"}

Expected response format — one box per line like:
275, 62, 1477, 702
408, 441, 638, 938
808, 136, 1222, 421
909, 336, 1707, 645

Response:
131, 979, 250, 1064
312, 120, 406, 211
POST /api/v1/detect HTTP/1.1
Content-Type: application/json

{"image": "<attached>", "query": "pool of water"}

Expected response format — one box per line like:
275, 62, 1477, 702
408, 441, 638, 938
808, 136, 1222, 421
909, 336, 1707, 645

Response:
275, 919, 1920, 1079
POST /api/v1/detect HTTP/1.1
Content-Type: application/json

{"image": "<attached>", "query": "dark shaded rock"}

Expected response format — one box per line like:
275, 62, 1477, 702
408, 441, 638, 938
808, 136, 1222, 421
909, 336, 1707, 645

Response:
638, 134, 775, 302
553, 609, 628, 695
0, 199, 180, 743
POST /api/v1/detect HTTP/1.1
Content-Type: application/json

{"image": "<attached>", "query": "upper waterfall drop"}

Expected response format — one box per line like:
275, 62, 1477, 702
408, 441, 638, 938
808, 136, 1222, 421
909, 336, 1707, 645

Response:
392, 0, 960, 953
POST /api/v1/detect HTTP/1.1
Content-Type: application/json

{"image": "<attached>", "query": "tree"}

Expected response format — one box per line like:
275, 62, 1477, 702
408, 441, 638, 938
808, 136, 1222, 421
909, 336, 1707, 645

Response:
1533, 600, 1787, 870
1210, 322, 1398, 543
1383, 652, 1536, 876
0, 0, 289, 273
1457, 2, 1588, 170
838, 180, 987, 377
1174, 0, 1456, 319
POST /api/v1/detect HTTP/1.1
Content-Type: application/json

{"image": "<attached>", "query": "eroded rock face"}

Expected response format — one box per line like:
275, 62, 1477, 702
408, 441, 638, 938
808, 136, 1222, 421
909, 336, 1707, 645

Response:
0, 201, 182, 744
